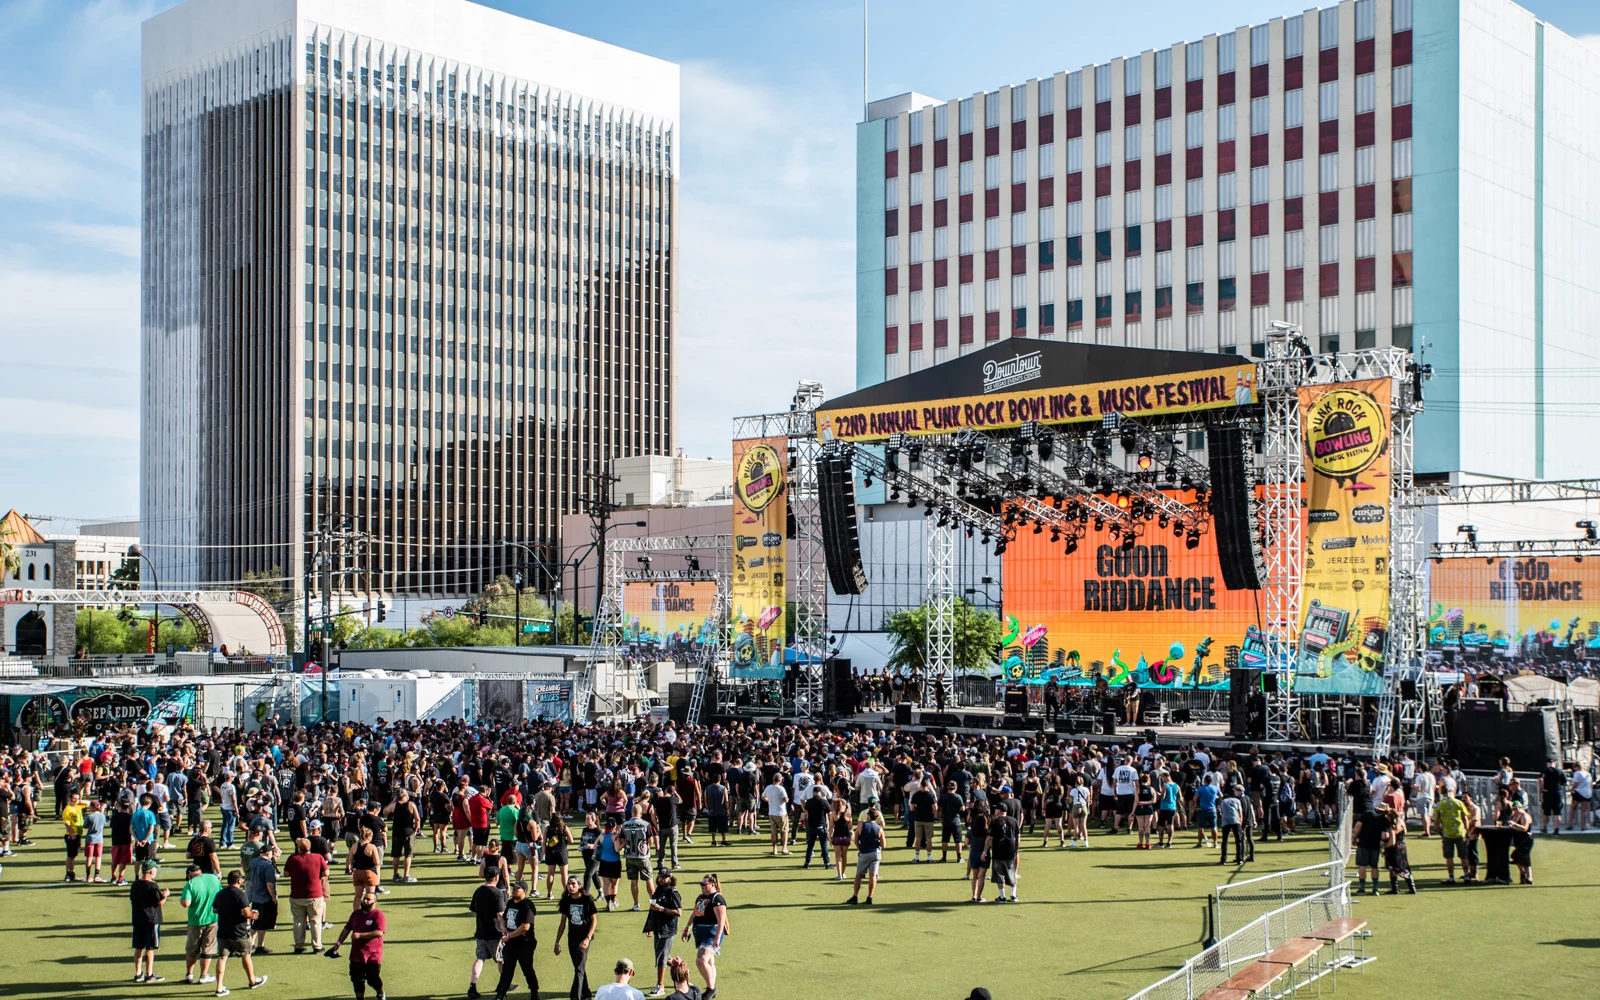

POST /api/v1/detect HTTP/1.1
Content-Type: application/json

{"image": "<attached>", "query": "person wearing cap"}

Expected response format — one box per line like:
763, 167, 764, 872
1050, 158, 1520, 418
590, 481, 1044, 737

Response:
594, 957, 645, 1000
180, 861, 222, 984
130, 858, 170, 984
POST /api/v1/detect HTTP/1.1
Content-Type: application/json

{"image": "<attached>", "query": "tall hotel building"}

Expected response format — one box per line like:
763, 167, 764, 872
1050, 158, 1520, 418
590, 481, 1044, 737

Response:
857, 0, 1600, 482
141, 0, 678, 600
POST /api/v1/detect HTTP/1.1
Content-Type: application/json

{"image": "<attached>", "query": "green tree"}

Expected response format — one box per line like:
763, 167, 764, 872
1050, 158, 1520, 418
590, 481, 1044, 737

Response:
882, 598, 1003, 674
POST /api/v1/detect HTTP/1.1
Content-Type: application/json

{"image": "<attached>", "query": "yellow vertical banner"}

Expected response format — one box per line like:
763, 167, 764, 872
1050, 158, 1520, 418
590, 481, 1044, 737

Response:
1294, 378, 1393, 696
730, 436, 787, 678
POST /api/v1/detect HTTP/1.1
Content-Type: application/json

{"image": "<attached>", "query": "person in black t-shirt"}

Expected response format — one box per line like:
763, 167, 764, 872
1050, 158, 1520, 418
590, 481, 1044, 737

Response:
801, 787, 833, 869
110, 801, 136, 885
909, 779, 938, 862
187, 821, 220, 875
645, 870, 682, 994
129, 859, 169, 984
468, 870, 506, 998
494, 881, 538, 1000
554, 876, 598, 1000
650, 781, 681, 872
1351, 808, 1393, 896
214, 869, 267, 990
938, 783, 966, 863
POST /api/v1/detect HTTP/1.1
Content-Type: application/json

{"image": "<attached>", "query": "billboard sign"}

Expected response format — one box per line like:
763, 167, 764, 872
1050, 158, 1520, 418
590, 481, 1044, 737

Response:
730, 436, 787, 679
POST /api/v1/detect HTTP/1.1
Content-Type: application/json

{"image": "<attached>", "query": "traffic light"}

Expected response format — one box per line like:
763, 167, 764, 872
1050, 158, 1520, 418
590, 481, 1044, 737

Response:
376, 600, 387, 623
477, 608, 489, 626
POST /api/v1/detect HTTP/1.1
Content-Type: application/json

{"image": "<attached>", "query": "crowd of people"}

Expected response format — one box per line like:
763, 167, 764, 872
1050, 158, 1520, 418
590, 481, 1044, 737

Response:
2, 711, 1592, 998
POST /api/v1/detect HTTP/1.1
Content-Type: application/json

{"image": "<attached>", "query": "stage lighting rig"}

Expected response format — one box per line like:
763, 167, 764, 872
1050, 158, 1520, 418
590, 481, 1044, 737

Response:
1580, 520, 1597, 542
1458, 524, 1479, 550
1064, 535, 1079, 555
1137, 449, 1154, 471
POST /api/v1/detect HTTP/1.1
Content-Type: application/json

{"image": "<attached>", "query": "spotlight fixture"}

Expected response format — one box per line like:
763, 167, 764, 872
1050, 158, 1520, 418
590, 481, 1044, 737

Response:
1158, 514, 1170, 529
1037, 431, 1055, 462
1120, 532, 1137, 551
1137, 450, 1154, 471
1120, 431, 1138, 454
1108, 524, 1122, 538
862, 474, 874, 488
685, 555, 700, 571
1064, 536, 1078, 555
980, 530, 992, 545
1173, 522, 1185, 538
889, 486, 902, 500
907, 495, 919, 509
994, 537, 1008, 556
936, 510, 950, 527
1185, 530, 1200, 550
1084, 471, 1099, 491
637, 555, 652, 569
923, 501, 936, 517
1033, 522, 1044, 535
1458, 524, 1479, 550
1580, 520, 1597, 542
1094, 517, 1106, 532
1050, 527, 1061, 543
965, 524, 975, 539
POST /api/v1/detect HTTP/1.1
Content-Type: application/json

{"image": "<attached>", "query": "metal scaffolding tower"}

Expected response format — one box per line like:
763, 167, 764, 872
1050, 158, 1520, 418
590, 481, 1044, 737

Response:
787, 381, 830, 719
924, 520, 956, 701
1258, 327, 1308, 741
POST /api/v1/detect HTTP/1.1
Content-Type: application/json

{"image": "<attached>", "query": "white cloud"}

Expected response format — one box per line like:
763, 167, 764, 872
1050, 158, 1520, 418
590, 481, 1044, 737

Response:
0, 396, 138, 441
0, 263, 139, 371
42, 221, 139, 257
675, 61, 859, 460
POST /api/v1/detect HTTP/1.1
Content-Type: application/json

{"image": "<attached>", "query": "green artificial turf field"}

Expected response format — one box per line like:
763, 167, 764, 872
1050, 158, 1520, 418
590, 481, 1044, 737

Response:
0, 811, 1593, 1000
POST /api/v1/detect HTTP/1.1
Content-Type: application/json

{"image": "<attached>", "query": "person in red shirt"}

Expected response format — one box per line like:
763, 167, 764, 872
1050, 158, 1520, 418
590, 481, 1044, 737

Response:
284, 838, 329, 954
467, 790, 494, 863
327, 889, 385, 1000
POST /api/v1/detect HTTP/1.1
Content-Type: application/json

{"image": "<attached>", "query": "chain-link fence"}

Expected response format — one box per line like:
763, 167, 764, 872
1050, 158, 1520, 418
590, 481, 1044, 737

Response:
1130, 883, 1355, 1000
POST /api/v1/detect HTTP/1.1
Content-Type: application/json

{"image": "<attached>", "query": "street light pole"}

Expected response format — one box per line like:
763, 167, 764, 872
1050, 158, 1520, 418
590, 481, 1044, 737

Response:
126, 544, 160, 662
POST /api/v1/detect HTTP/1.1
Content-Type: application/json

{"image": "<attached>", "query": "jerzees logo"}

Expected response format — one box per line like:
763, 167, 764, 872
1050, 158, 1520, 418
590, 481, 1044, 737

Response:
982, 351, 1043, 393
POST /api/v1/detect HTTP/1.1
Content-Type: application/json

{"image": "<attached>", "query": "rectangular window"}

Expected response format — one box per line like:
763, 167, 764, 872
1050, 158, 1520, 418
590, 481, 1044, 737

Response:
1155, 118, 1172, 155
1095, 63, 1112, 97
1125, 125, 1141, 161
1320, 6, 1339, 49
1355, 146, 1375, 186
1250, 235, 1270, 273
1156, 249, 1173, 286
1355, 73, 1375, 115
1040, 206, 1055, 238
1186, 111, 1204, 149
1095, 259, 1113, 289
1356, 0, 1375, 41
1319, 224, 1339, 263
933, 104, 948, 140
1187, 245, 1204, 279
1218, 104, 1236, 142
1250, 97, 1270, 135
984, 217, 1001, 250
884, 118, 899, 150
1066, 201, 1083, 236
1319, 152, 1339, 192
959, 221, 974, 255
1040, 272, 1056, 304
1155, 184, 1173, 221
1284, 231, 1303, 268
934, 287, 949, 320
1039, 82, 1055, 116
1012, 85, 1027, 121
959, 97, 973, 134
1065, 138, 1085, 175
985, 277, 1000, 308
1319, 81, 1339, 122
959, 282, 974, 315
1393, 212, 1412, 252
909, 289, 923, 320
1066, 70, 1083, 109
1394, 0, 1413, 32
1250, 165, 1269, 204
1217, 172, 1236, 210
885, 294, 898, 325
1185, 177, 1204, 213
959, 161, 974, 195
885, 235, 899, 267
1095, 131, 1112, 167
910, 231, 924, 264
1155, 49, 1172, 89
1012, 272, 1027, 304
1392, 139, 1412, 179
935, 226, 949, 259
1067, 265, 1083, 299
1355, 218, 1375, 258
1285, 90, 1303, 128
1126, 255, 1143, 291
1011, 212, 1027, 245
1251, 24, 1270, 66
1218, 32, 1236, 74
1285, 159, 1304, 198
1285, 15, 1304, 58
1039, 142, 1055, 178
934, 165, 948, 200
1011, 149, 1027, 182
1125, 55, 1143, 95
909, 110, 923, 145
1186, 43, 1204, 82
1124, 191, 1142, 226
1393, 66, 1413, 106
1095, 195, 1112, 231
985, 155, 1000, 189
909, 172, 924, 205
985, 91, 1000, 125
1217, 241, 1236, 279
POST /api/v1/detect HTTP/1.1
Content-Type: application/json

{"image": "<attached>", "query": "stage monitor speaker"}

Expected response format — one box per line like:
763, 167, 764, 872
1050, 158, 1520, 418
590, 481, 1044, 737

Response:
1100, 711, 1118, 736
1206, 422, 1265, 591
818, 449, 869, 595
894, 703, 914, 726
1053, 718, 1075, 734
1230, 667, 1263, 737
964, 714, 993, 729
1004, 686, 1030, 716
1002, 714, 1028, 730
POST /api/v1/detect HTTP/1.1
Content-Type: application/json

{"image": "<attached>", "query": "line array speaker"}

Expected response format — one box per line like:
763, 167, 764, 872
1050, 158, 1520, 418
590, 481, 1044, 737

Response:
818, 448, 869, 595
1206, 422, 1265, 591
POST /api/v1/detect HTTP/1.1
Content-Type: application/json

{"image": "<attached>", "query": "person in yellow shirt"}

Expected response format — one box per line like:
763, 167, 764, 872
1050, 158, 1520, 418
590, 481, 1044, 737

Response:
1432, 786, 1470, 884
61, 790, 87, 883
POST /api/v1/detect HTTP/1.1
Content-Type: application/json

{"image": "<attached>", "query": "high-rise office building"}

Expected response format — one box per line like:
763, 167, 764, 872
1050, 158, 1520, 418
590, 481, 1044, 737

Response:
856, 0, 1600, 481
142, 0, 678, 602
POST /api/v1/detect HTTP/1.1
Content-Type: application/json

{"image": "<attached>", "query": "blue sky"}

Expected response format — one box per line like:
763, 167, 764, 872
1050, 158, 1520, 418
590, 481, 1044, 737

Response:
4, 0, 1598, 526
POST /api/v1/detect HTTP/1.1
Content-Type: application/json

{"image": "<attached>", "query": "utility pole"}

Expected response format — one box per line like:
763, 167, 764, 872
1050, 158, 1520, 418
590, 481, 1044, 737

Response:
305, 478, 371, 723
578, 461, 623, 639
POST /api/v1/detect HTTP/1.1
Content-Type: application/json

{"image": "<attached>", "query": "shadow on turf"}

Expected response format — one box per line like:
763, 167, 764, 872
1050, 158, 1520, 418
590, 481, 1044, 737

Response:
1543, 938, 1600, 948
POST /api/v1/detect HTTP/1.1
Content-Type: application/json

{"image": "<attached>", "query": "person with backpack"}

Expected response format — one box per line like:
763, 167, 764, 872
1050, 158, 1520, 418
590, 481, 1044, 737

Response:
987, 806, 1022, 902
845, 806, 885, 905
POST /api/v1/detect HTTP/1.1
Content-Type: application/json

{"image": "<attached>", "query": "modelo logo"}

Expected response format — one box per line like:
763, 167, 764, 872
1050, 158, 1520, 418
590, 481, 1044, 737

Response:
70, 692, 152, 725
1308, 509, 1340, 523
982, 350, 1043, 393
1320, 536, 1357, 551
1351, 504, 1385, 525
1305, 385, 1388, 484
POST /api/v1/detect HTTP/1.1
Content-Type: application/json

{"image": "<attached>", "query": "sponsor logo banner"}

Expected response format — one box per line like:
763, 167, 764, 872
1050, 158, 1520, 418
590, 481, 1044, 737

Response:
1428, 556, 1600, 652
1295, 379, 1392, 696
816, 365, 1258, 442
982, 350, 1044, 393
730, 437, 787, 679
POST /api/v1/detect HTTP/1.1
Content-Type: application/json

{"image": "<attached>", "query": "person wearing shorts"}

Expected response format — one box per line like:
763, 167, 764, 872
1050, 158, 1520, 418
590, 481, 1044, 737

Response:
848, 809, 885, 905
180, 863, 221, 984
61, 790, 86, 883
129, 859, 169, 984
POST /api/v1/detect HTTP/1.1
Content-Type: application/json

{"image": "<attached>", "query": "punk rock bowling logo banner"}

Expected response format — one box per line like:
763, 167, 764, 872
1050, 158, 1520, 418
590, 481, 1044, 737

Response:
1428, 556, 1600, 653
622, 581, 720, 651
1295, 379, 1393, 696
731, 437, 787, 679
1000, 493, 1266, 690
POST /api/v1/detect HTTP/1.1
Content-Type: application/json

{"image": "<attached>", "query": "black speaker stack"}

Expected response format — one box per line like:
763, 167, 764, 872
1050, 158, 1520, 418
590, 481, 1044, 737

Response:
1206, 422, 1264, 591
1004, 686, 1030, 717
818, 448, 869, 595
1229, 666, 1264, 738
